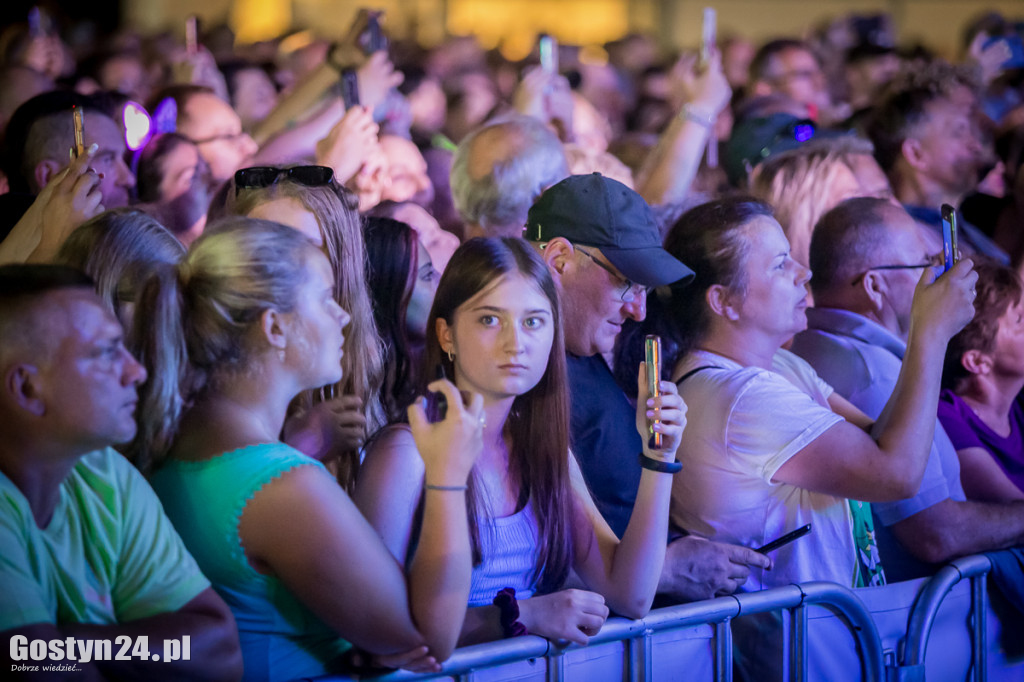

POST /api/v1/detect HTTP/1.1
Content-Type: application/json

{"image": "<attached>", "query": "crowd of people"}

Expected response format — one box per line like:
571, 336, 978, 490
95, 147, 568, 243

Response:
1, 6, 1024, 680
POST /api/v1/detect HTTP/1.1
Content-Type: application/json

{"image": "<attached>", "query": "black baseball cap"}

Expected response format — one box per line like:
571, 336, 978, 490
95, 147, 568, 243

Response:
524, 173, 693, 288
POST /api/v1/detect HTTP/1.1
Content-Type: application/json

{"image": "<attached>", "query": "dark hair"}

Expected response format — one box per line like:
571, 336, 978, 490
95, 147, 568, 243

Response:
750, 39, 815, 82
661, 197, 774, 365
2, 90, 100, 193
136, 132, 196, 203
364, 216, 421, 422
425, 237, 574, 593
944, 262, 1023, 392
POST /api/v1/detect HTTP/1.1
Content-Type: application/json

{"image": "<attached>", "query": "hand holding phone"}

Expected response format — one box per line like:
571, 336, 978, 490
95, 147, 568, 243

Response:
756, 524, 812, 554
940, 203, 959, 273
645, 335, 663, 450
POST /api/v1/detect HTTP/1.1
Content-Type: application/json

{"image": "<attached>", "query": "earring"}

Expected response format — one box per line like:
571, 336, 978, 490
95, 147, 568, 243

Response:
278, 348, 286, 362
446, 348, 454, 362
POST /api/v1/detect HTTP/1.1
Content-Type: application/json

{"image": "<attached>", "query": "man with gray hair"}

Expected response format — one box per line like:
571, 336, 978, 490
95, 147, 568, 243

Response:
450, 115, 569, 239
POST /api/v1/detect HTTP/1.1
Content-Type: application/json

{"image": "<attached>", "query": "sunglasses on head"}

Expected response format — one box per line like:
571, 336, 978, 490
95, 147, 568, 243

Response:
234, 166, 335, 195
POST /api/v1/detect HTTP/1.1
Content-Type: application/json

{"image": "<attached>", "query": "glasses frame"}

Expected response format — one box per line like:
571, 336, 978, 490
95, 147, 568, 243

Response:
573, 245, 648, 302
850, 260, 939, 287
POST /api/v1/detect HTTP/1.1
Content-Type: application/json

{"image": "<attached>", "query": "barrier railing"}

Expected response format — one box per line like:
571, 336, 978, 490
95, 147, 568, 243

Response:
308, 581, 885, 682
898, 554, 994, 682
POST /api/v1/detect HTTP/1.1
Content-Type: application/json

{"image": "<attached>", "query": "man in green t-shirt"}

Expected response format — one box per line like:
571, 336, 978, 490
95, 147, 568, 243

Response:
0, 264, 241, 680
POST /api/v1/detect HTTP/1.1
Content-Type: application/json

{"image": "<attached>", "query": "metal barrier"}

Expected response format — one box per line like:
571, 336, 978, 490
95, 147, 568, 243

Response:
308, 581, 885, 682
896, 554, 994, 682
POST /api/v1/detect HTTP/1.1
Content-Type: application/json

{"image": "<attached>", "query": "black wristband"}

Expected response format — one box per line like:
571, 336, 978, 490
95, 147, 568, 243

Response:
492, 587, 528, 637
639, 452, 683, 474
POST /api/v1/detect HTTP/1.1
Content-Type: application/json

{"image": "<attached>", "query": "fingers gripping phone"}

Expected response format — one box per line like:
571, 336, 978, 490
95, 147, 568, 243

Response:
756, 524, 812, 554
71, 106, 85, 160
645, 335, 663, 450
940, 204, 960, 273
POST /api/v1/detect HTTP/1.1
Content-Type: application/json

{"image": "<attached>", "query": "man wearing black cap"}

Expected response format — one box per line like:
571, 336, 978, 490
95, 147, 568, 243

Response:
526, 173, 771, 601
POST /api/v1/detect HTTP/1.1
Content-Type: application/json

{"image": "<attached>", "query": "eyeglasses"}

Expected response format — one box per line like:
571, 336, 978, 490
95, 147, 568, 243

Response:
574, 245, 649, 303
234, 166, 335, 195
851, 257, 941, 286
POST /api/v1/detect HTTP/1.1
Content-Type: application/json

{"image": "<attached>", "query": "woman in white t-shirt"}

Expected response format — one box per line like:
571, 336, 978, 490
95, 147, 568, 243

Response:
657, 197, 977, 591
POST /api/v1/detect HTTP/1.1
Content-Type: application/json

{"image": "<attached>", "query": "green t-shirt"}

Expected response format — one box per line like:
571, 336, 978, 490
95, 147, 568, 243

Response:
0, 447, 210, 630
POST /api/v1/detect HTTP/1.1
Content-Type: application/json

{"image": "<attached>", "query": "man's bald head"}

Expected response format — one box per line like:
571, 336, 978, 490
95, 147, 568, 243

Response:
809, 197, 918, 299
450, 116, 569, 237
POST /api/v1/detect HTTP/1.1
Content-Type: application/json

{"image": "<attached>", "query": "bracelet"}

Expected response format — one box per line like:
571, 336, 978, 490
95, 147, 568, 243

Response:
639, 452, 683, 474
680, 104, 715, 128
493, 587, 528, 637
424, 483, 468, 491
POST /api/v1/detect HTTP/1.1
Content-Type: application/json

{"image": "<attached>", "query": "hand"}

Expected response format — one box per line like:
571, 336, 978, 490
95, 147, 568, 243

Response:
635, 363, 688, 461
315, 106, 380, 184
168, 46, 229, 100
909, 258, 978, 344
513, 67, 575, 137
408, 379, 484, 486
658, 535, 772, 601
24, 145, 104, 260
517, 589, 609, 646
349, 645, 440, 674
357, 52, 404, 115
283, 395, 366, 461
669, 51, 731, 118
968, 32, 1012, 86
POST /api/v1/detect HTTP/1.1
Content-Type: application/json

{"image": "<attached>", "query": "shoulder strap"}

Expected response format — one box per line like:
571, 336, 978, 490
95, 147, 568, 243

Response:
674, 365, 724, 387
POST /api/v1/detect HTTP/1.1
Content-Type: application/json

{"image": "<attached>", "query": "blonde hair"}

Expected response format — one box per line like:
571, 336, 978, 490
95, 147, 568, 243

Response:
228, 179, 385, 490
130, 217, 318, 473
751, 139, 875, 267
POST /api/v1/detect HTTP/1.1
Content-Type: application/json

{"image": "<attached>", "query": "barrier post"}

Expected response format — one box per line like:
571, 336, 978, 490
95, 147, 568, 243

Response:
714, 619, 733, 682
790, 604, 808, 682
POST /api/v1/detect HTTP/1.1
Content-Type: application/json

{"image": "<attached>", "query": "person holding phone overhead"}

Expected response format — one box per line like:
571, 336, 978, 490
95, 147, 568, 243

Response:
356, 237, 687, 646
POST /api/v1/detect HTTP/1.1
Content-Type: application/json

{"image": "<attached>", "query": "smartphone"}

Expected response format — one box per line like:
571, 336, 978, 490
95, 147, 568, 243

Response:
185, 15, 198, 56
71, 106, 85, 160
363, 12, 387, 54
700, 7, 717, 68
424, 364, 447, 423
645, 335, 663, 450
539, 34, 558, 74
340, 68, 360, 109
756, 523, 812, 554
940, 203, 959, 273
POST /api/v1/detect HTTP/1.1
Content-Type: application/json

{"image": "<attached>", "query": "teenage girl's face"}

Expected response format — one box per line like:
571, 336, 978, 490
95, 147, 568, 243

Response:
405, 240, 438, 341
287, 250, 350, 389
438, 273, 555, 403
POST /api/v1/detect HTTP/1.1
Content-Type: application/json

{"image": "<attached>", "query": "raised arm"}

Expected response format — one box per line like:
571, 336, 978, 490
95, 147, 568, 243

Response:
635, 52, 731, 207
568, 366, 686, 619
774, 260, 978, 501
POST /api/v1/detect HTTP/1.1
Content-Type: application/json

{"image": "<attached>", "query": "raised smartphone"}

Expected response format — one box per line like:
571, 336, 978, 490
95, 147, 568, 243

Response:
940, 203, 959, 273
340, 68, 360, 109
71, 106, 85, 159
185, 16, 198, 56
756, 523, 812, 554
539, 34, 558, 74
363, 12, 387, 54
700, 7, 717, 68
645, 335, 663, 450
425, 364, 447, 423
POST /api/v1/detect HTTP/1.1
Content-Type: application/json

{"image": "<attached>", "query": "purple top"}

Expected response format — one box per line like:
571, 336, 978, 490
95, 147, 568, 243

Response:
937, 389, 1024, 494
